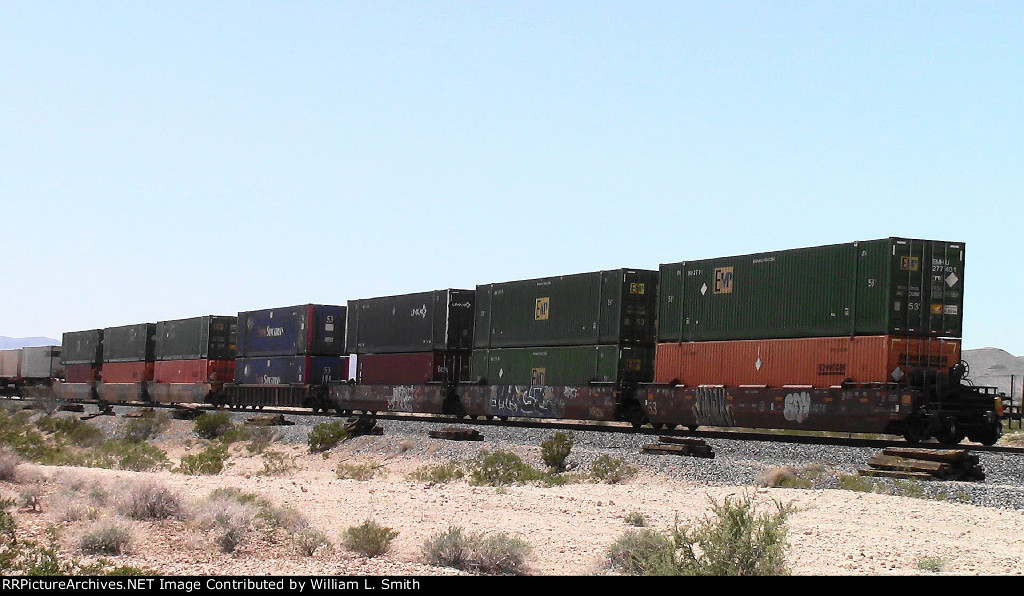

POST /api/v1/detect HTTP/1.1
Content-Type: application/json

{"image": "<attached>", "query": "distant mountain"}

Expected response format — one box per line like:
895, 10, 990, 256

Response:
0, 337, 60, 349
962, 348, 1024, 398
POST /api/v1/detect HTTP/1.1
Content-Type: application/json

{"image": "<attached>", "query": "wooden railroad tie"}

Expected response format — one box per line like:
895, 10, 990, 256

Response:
79, 406, 115, 421
171, 405, 204, 420
859, 447, 985, 482
246, 414, 294, 426
345, 416, 383, 437
59, 403, 85, 413
428, 428, 484, 441
641, 436, 715, 459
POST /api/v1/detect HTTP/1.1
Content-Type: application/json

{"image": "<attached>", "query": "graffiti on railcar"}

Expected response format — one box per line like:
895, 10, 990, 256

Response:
783, 391, 811, 423
692, 386, 734, 427
490, 386, 558, 417
388, 385, 415, 412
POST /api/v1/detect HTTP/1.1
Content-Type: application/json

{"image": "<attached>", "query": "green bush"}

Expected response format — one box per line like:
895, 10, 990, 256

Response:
468, 450, 543, 486
80, 522, 132, 555
336, 461, 384, 481
590, 455, 637, 484
258, 449, 296, 476
624, 511, 647, 527
308, 421, 348, 453
422, 526, 531, 575
540, 432, 573, 472
342, 519, 399, 558
174, 444, 228, 475
193, 412, 234, 440
606, 493, 792, 576
120, 410, 170, 442
407, 462, 465, 484
294, 529, 333, 557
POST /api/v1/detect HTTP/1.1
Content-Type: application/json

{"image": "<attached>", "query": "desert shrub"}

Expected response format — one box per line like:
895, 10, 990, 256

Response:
341, 519, 398, 558
336, 461, 384, 481
117, 480, 181, 521
294, 529, 333, 557
99, 440, 169, 472
918, 556, 945, 573
468, 450, 543, 486
120, 409, 170, 442
308, 421, 348, 453
590, 455, 637, 484
421, 526, 531, 575
624, 511, 647, 527
174, 444, 228, 475
258, 449, 296, 476
606, 528, 676, 575
193, 412, 234, 440
0, 446, 22, 481
407, 462, 464, 484
244, 425, 276, 454
38, 416, 105, 448
196, 493, 257, 553
540, 432, 573, 472
257, 504, 309, 533
756, 464, 831, 489
79, 522, 132, 555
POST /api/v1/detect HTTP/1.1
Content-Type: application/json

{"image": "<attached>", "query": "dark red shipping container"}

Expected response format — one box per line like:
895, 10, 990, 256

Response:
654, 335, 961, 388
100, 361, 154, 384
356, 351, 470, 385
63, 364, 99, 383
154, 359, 235, 384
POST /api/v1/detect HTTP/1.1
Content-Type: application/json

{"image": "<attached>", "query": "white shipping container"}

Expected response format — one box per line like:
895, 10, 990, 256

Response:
20, 346, 62, 380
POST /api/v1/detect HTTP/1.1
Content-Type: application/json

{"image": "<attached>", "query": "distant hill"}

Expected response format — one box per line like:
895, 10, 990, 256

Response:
962, 348, 1024, 398
0, 337, 60, 349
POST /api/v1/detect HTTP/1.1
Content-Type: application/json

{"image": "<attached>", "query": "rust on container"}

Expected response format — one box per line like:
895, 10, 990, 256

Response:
654, 336, 961, 388
154, 359, 235, 384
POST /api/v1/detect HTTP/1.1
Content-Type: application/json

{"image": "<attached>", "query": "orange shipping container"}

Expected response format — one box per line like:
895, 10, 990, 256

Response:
100, 361, 155, 384
654, 336, 961, 388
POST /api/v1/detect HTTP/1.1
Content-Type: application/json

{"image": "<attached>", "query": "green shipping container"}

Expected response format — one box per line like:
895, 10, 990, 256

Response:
658, 238, 964, 342
474, 269, 658, 349
471, 344, 654, 386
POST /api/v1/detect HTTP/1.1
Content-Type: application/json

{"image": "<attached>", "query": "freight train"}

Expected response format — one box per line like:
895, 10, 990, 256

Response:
0, 237, 1004, 446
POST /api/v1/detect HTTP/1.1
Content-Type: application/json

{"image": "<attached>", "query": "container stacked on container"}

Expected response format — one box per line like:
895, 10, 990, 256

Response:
345, 289, 475, 384
154, 316, 237, 383
655, 238, 965, 387
101, 323, 157, 383
234, 304, 347, 386
61, 329, 103, 383
472, 269, 658, 385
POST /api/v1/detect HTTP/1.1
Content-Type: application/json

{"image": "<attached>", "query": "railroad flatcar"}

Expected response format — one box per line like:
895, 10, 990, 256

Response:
32, 237, 1002, 446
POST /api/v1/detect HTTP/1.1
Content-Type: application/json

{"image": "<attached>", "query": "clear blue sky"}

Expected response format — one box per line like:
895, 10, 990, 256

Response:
2, 2, 1022, 354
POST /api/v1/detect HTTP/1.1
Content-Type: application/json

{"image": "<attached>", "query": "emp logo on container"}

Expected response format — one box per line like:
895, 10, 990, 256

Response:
714, 267, 734, 294
629, 283, 646, 295
901, 256, 920, 271
535, 297, 550, 321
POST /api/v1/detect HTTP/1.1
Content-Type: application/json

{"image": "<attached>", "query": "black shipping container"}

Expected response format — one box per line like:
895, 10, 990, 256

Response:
237, 304, 346, 357
474, 269, 658, 349
60, 329, 103, 366
102, 323, 157, 363
346, 289, 475, 354
155, 315, 237, 361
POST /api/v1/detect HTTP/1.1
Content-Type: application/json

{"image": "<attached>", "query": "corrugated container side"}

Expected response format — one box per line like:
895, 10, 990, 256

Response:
20, 346, 62, 379
474, 269, 658, 349
660, 238, 965, 341
346, 290, 475, 354
63, 364, 98, 383
472, 344, 654, 386
61, 330, 103, 365
356, 351, 471, 385
155, 316, 237, 360
237, 304, 345, 357
235, 356, 349, 385
153, 359, 235, 384
653, 336, 961, 387
0, 350, 21, 379
102, 324, 156, 363
100, 361, 155, 383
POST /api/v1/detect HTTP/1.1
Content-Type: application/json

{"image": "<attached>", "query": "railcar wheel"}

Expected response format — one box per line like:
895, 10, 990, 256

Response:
687, 425, 699, 432
935, 417, 965, 446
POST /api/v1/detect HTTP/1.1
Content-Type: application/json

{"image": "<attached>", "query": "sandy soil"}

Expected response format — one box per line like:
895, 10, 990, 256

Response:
3, 418, 1024, 577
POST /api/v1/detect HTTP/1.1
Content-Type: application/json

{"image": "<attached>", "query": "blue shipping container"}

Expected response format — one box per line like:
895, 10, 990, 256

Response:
235, 356, 349, 385
236, 304, 346, 357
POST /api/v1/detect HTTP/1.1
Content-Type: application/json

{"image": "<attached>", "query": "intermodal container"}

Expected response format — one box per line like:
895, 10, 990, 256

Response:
0, 350, 21, 380
102, 324, 156, 363
63, 364, 98, 383
234, 355, 349, 386
346, 289, 475, 354
654, 336, 961, 388
100, 361, 155, 383
237, 304, 345, 357
474, 269, 658, 349
155, 316, 236, 361
356, 351, 470, 385
61, 330, 103, 365
21, 346, 62, 380
153, 359, 235, 384
658, 238, 964, 341
471, 344, 654, 386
